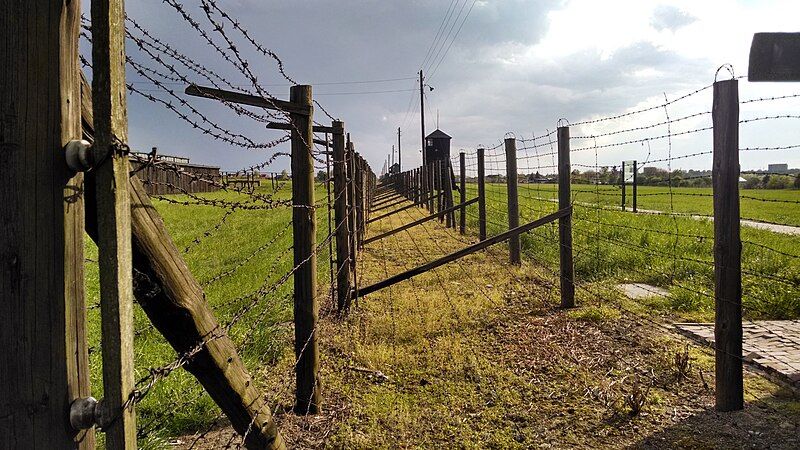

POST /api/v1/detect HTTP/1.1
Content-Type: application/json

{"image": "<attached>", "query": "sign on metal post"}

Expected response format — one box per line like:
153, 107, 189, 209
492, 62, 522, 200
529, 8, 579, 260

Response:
623, 160, 636, 184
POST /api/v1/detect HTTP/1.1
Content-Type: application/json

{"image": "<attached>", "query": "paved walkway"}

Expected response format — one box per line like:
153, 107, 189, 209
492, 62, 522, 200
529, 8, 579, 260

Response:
675, 321, 800, 386
525, 195, 800, 235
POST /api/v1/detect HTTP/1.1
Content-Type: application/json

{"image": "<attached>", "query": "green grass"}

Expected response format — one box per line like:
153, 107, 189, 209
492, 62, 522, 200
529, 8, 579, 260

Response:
464, 182, 800, 321
85, 182, 333, 446
498, 183, 800, 226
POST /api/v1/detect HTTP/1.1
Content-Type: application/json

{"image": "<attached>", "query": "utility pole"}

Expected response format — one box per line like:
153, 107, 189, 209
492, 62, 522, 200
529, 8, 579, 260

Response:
420, 70, 426, 165
397, 127, 402, 172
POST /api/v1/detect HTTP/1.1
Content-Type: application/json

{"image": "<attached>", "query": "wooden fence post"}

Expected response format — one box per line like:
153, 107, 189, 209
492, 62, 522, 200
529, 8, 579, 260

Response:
290, 85, 320, 414
713, 78, 743, 412
632, 160, 638, 213
621, 160, 626, 211
459, 152, 467, 234
91, 0, 137, 446
557, 127, 575, 308
356, 154, 365, 246
445, 160, 455, 228
347, 139, 358, 286
505, 138, 521, 264
0, 2, 94, 447
477, 147, 487, 241
428, 163, 435, 214
332, 121, 351, 313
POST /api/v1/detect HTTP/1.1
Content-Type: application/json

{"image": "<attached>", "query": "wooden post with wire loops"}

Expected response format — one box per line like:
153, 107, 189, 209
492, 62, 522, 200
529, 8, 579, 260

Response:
477, 147, 487, 241
557, 126, 575, 308
290, 85, 320, 414
712, 78, 743, 412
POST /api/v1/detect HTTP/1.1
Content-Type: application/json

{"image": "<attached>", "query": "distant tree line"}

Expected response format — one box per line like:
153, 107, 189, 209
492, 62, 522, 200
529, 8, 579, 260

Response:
567, 166, 800, 189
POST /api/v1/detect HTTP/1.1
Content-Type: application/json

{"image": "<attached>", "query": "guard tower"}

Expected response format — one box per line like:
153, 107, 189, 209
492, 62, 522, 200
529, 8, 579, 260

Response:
425, 129, 454, 190
425, 129, 451, 166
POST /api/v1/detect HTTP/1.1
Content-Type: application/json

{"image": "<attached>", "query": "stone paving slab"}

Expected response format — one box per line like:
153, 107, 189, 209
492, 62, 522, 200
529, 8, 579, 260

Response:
618, 283, 670, 299
675, 321, 800, 386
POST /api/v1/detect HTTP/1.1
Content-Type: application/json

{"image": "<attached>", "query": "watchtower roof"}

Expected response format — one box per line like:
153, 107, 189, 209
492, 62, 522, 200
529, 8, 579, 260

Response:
426, 129, 451, 140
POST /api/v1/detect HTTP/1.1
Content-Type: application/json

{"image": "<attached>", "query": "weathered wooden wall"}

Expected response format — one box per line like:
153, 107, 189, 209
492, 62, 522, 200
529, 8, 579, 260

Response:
130, 160, 221, 195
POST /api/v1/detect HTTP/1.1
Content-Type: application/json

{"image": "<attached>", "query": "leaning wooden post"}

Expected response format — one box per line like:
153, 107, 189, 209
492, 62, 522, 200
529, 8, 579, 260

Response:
81, 74, 286, 450
712, 78, 743, 412
91, 0, 137, 446
505, 138, 521, 264
332, 121, 351, 313
477, 147, 488, 241
290, 85, 321, 414
557, 126, 575, 308
459, 152, 467, 234
0, 2, 94, 447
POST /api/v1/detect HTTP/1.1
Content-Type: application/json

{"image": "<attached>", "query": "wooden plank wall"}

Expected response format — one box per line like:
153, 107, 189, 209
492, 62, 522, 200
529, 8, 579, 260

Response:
130, 160, 222, 195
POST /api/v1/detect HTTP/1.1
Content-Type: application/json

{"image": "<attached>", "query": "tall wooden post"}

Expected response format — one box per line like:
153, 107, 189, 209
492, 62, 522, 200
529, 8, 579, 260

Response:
290, 85, 320, 414
712, 79, 743, 412
557, 127, 575, 308
632, 160, 638, 213
459, 152, 467, 234
347, 140, 358, 276
477, 148, 487, 241
444, 160, 455, 228
332, 121, 351, 313
505, 138, 521, 264
421, 165, 428, 208
91, 0, 137, 446
0, 2, 94, 447
436, 161, 444, 222
356, 155, 365, 246
427, 163, 435, 213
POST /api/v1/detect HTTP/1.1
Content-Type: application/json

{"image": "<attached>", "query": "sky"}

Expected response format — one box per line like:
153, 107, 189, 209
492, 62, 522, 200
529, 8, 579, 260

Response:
82, 0, 800, 175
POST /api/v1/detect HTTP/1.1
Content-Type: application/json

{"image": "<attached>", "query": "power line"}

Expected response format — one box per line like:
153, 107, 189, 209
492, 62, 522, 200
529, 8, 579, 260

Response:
424, 0, 470, 75
427, 0, 478, 82
419, 0, 460, 71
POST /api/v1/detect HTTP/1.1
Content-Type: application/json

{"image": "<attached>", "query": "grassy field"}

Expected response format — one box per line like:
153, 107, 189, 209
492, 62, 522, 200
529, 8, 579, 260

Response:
83, 180, 799, 447
464, 183, 800, 321
502, 183, 800, 226
85, 182, 333, 448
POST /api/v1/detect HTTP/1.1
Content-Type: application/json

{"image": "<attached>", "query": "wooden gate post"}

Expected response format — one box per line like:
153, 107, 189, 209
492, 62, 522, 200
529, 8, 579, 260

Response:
91, 0, 137, 446
0, 2, 94, 447
332, 121, 351, 313
557, 127, 575, 308
477, 147, 487, 241
459, 152, 467, 234
712, 78, 743, 412
505, 138, 521, 264
290, 85, 321, 414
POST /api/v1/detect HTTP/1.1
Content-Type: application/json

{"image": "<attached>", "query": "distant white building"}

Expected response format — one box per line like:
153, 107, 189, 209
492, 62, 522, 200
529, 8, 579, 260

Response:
768, 163, 789, 174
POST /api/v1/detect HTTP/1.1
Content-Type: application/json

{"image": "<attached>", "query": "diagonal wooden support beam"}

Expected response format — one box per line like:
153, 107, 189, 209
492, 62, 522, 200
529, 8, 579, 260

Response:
81, 77, 286, 450
367, 192, 443, 224
363, 197, 479, 246
356, 207, 571, 298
